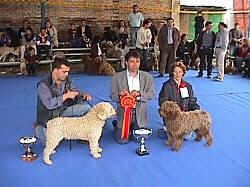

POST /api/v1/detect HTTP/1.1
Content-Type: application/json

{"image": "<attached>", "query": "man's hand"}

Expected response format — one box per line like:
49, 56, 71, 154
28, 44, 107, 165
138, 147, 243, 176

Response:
82, 93, 92, 101
119, 90, 129, 97
63, 90, 79, 101
130, 90, 140, 98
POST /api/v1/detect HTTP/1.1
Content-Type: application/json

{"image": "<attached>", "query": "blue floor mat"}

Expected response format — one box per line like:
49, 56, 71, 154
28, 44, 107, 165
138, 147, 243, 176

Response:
1, 71, 250, 187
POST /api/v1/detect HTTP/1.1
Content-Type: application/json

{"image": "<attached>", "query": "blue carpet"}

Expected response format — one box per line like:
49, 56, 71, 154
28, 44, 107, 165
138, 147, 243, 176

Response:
1, 71, 250, 187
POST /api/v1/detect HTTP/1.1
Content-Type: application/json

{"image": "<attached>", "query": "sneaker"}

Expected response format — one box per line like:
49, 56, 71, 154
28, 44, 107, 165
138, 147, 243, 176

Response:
215, 77, 223, 82
207, 74, 212, 79
196, 73, 203, 78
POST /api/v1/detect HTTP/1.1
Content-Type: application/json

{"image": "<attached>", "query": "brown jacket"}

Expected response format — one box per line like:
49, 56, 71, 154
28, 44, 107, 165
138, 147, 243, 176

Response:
158, 25, 180, 52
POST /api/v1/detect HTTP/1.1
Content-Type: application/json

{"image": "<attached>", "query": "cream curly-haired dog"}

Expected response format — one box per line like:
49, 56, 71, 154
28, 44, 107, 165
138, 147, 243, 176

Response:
159, 101, 213, 151
43, 102, 116, 165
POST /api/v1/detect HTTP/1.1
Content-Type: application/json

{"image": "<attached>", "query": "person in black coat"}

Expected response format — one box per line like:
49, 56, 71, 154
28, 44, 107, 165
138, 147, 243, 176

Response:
194, 10, 204, 39
158, 61, 200, 139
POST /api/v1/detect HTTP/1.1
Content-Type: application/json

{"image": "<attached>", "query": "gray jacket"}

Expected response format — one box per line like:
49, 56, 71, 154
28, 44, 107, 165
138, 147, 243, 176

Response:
215, 29, 229, 50
111, 70, 155, 128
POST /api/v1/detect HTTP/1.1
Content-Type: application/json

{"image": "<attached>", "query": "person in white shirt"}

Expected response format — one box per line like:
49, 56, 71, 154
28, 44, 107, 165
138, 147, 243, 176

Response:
128, 4, 144, 46
136, 18, 152, 71
111, 51, 155, 144
214, 22, 229, 81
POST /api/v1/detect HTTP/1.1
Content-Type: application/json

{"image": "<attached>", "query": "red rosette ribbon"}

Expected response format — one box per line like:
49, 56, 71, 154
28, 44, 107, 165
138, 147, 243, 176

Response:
120, 94, 137, 140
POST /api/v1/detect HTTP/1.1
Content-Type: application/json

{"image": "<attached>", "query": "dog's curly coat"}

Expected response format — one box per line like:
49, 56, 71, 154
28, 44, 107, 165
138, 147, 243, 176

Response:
159, 101, 213, 151
43, 102, 116, 165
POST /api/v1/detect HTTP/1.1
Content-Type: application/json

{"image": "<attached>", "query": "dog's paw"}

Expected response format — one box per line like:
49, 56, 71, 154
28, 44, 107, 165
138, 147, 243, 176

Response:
205, 141, 212, 147
92, 153, 102, 159
43, 159, 53, 165
97, 147, 103, 153
165, 140, 170, 146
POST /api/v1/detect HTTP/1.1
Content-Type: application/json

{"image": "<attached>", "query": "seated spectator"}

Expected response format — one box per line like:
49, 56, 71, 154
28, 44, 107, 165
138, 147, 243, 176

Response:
103, 26, 119, 43
234, 38, 250, 72
117, 20, 129, 43
24, 46, 39, 75
176, 34, 192, 69
20, 27, 37, 60
77, 18, 92, 47
36, 27, 51, 60
68, 22, 82, 48
5, 27, 19, 47
45, 19, 58, 48
0, 31, 11, 46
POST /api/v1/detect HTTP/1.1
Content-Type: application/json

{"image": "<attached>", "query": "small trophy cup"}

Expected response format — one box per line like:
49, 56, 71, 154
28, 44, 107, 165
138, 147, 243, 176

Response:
133, 128, 152, 156
19, 136, 38, 162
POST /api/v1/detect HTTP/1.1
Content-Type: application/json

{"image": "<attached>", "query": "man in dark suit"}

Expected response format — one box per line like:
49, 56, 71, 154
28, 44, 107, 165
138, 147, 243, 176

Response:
77, 18, 92, 47
157, 17, 180, 76
111, 51, 155, 144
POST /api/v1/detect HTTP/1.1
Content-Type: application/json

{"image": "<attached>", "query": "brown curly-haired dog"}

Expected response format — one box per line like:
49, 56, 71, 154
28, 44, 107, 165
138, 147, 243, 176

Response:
159, 101, 213, 151
98, 57, 116, 76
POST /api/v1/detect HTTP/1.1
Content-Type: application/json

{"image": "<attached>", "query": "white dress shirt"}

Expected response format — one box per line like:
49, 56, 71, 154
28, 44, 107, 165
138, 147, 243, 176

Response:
127, 70, 140, 92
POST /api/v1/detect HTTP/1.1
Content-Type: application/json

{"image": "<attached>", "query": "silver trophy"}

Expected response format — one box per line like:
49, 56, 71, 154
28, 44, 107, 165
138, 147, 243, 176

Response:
19, 136, 38, 162
133, 128, 152, 156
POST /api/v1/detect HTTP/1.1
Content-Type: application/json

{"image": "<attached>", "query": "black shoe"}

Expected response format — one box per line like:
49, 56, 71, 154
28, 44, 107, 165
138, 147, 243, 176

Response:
196, 74, 203, 78
207, 74, 211, 78
112, 120, 118, 129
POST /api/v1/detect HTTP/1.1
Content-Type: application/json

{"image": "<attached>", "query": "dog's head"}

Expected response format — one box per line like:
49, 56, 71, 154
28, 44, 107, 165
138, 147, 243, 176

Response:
159, 101, 181, 120
92, 102, 116, 120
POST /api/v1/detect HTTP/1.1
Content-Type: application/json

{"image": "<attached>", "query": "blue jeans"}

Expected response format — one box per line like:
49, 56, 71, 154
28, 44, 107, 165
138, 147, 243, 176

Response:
35, 102, 91, 145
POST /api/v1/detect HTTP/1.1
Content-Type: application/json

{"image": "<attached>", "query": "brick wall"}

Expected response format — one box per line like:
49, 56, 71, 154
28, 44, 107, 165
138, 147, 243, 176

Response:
0, 0, 179, 41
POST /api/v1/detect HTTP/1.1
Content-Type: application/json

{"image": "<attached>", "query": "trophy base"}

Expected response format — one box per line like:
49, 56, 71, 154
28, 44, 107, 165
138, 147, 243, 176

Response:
21, 152, 38, 162
136, 148, 149, 156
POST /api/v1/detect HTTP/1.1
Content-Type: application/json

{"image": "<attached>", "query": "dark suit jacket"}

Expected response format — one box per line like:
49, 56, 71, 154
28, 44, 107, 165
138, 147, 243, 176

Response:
157, 25, 180, 52
76, 25, 92, 40
111, 70, 155, 128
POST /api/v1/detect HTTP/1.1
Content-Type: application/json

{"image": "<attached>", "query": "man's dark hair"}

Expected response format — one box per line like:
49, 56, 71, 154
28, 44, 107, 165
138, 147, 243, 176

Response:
205, 21, 212, 27
133, 4, 138, 9
52, 57, 71, 71
166, 17, 174, 21
219, 22, 227, 28
142, 19, 151, 26
125, 50, 141, 62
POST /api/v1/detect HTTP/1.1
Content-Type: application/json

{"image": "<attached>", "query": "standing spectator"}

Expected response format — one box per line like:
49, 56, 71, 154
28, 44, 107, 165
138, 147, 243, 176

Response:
157, 17, 180, 76
128, 4, 144, 46
20, 27, 37, 60
214, 22, 229, 81
229, 23, 243, 56
176, 33, 192, 68
136, 19, 152, 71
18, 19, 33, 45
45, 19, 58, 48
68, 22, 82, 48
77, 18, 92, 47
196, 21, 216, 78
24, 46, 39, 75
194, 10, 205, 39
148, 18, 158, 47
